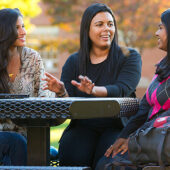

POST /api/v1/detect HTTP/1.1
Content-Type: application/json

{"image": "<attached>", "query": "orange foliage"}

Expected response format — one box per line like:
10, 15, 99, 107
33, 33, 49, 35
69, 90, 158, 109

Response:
42, 0, 170, 52
58, 23, 73, 32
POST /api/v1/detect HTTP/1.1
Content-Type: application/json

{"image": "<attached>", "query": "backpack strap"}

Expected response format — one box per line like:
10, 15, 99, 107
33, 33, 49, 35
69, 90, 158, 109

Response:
157, 127, 168, 170
104, 155, 138, 170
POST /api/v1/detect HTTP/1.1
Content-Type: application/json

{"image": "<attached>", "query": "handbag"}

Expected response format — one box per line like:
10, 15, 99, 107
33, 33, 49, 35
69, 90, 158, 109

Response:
128, 113, 170, 169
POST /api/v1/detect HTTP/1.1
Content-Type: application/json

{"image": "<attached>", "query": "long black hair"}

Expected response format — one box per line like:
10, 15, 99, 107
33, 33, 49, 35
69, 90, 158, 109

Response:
78, 3, 119, 75
156, 9, 170, 81
0, 8, 22, 93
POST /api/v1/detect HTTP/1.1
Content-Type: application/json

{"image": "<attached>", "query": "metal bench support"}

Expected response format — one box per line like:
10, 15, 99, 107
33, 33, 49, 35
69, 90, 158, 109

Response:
27, 127, 50, 166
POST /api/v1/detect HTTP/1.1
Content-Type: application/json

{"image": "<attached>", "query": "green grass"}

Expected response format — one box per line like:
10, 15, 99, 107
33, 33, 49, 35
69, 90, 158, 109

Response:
50, 120, 70, 149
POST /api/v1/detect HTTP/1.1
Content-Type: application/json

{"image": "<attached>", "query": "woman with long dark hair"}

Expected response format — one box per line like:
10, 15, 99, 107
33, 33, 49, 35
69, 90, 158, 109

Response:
96, 8, 170, 170
43, 3, 142, 168
0, 8, 53, 165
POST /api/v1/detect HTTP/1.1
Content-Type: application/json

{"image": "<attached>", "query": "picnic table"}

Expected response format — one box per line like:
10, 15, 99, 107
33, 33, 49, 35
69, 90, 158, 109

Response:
0, 97, 139, 166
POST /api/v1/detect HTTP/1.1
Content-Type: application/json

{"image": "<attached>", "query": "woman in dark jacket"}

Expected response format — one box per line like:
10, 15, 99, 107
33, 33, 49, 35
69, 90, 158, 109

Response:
43, 3, 142, 168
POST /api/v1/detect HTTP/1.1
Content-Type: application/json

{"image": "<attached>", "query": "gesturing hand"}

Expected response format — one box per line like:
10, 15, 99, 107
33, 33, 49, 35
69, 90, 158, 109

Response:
42, 72, 65, 95
105, 138, 129, 158
71, 75, 95, 95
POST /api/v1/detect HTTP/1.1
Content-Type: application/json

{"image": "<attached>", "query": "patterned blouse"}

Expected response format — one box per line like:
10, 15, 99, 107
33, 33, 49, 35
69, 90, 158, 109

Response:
0, 47, 55, 136
119, 73, 170, 138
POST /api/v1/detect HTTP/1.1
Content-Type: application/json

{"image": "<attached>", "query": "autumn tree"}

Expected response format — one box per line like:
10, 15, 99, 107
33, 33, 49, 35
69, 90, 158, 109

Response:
42, 0, 170, 52
0, 0, 41, 29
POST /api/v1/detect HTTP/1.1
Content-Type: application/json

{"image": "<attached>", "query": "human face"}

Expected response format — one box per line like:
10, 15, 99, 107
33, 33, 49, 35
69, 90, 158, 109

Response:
13, 16, 26, 47
155, 22, 167, 51
89, 12, 115, 49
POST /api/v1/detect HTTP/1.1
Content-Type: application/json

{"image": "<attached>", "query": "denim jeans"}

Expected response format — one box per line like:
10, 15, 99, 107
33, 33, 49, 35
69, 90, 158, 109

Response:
0, 131, 27, 165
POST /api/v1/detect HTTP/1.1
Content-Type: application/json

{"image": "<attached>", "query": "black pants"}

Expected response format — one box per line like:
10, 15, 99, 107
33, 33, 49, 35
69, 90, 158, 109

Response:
59, 125, 122, 169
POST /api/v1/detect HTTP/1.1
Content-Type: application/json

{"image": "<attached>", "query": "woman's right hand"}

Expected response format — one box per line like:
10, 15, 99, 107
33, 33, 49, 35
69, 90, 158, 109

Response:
104, 138, 129, 158
71, 75, 95, 95
42, 72, 66, 95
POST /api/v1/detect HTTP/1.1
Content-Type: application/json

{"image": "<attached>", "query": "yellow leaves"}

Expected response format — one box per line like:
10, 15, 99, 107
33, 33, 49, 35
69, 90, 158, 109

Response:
0, 0, 41, 16
58, 23, 73, 32
58, 38, 79, 53
0, 0, 41, 29
32, 38, 79, 54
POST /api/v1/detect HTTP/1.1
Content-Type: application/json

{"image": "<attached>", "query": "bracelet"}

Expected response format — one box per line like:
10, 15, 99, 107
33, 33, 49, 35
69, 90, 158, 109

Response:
56, 90, 67, 97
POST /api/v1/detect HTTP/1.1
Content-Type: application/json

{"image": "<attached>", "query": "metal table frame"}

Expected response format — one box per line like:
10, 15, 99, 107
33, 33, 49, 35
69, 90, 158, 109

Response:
0, 97, 139, 166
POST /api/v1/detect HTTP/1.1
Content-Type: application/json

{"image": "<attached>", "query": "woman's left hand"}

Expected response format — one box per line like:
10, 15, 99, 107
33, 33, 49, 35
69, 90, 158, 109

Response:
71, 75, 95, 95
105, 138, 129, 158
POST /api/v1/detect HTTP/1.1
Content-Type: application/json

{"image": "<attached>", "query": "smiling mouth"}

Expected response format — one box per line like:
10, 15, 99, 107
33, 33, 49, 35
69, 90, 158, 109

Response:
101, 35, 110, 38
101, 36, 110, 41
17, 38, 26, 41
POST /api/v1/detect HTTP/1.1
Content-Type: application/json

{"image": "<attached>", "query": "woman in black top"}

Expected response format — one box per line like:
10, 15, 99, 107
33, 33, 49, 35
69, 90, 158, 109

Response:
95, 8, 170, 170
43, 3, 142, 168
